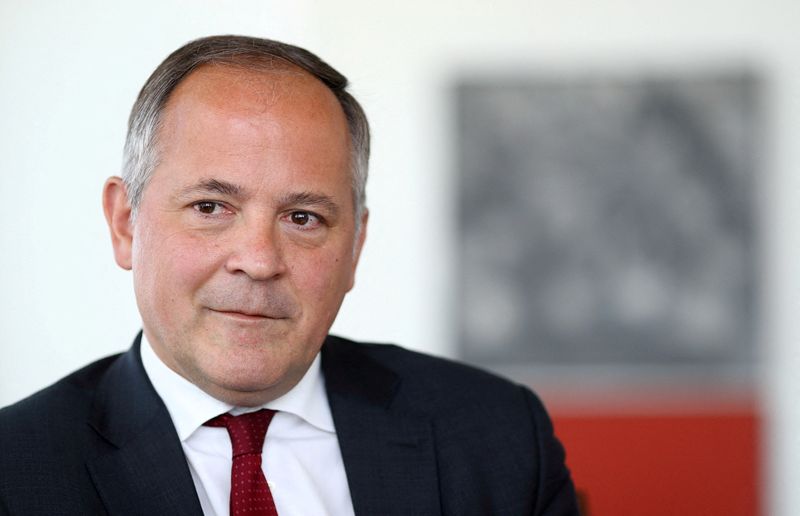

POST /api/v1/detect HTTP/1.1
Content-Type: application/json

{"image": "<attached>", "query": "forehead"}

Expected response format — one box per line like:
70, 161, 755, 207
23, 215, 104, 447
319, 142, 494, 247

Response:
151, 63, 353, 199
161, 63, 349, 142
170, 62, 336, 111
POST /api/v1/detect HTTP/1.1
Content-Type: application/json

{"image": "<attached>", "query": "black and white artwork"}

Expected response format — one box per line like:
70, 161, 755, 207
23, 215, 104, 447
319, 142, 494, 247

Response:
456, 72, 760, 370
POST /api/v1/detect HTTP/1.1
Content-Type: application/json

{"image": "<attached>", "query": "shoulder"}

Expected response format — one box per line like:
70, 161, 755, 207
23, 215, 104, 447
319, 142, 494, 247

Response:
324, 334, 540, 414
0, 352, 136, 513
1, 353, 120, 416
323, 335, 579, 514
0, 353, 122, 453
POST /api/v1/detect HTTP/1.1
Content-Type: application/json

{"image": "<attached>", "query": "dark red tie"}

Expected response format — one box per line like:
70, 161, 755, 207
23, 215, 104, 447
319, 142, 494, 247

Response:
205, 409, 278, 516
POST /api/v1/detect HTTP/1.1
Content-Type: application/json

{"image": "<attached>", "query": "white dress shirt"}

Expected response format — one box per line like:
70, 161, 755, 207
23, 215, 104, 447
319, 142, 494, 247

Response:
140, 334, 355, 516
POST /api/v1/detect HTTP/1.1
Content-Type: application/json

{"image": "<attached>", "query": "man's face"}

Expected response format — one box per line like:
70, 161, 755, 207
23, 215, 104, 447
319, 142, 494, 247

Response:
106, 65, 366, 406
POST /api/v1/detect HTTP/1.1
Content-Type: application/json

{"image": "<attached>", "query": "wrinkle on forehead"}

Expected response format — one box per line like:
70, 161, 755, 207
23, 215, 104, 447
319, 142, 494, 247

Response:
156, 64, 349, 161
170, 63, 338, 119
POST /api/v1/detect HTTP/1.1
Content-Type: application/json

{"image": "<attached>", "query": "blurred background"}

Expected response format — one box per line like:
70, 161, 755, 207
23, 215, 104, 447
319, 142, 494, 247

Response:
1, 1, 798, 514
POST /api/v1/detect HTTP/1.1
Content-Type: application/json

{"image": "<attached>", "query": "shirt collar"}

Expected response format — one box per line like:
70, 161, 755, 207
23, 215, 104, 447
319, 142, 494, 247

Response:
140, 332, 335, 441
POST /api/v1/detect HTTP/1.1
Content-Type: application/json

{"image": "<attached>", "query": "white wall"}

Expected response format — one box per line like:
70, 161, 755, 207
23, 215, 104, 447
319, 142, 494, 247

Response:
1, 1, 798, 513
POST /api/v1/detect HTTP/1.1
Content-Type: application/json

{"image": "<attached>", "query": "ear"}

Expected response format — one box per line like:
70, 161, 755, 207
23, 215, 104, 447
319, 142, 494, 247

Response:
102, 176, 134, 270
347, 208, 369, 291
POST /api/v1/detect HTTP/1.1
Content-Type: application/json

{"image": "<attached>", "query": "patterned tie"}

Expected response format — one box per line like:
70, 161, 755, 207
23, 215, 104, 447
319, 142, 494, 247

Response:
205, 409, 278, 516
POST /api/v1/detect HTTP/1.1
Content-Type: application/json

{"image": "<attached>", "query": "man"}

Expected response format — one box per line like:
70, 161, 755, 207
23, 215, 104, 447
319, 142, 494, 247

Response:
0, 35, 578, 515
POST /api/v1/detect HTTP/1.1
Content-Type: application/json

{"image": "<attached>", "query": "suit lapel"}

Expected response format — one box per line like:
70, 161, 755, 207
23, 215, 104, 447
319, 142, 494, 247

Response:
322, 337, 441, 515
86, 335, 203, 516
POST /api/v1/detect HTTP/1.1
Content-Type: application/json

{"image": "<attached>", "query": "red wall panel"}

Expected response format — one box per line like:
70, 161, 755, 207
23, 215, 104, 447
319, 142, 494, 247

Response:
552, 410, 760, 516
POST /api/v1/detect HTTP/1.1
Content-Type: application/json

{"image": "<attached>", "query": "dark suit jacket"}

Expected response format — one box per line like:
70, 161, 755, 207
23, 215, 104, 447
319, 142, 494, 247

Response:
0, 334, 578, 515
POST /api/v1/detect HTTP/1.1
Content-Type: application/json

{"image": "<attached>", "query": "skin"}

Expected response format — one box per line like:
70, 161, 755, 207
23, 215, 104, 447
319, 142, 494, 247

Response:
103, 64, 368, 406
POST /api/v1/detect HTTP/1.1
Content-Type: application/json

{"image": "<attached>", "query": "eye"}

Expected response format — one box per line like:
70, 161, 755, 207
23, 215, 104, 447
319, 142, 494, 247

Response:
286, 211, 322, 229
192, 201, 229, 216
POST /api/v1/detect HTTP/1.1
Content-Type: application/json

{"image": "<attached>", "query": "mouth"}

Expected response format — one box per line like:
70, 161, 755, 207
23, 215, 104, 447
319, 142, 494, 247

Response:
207, 308, 288, 322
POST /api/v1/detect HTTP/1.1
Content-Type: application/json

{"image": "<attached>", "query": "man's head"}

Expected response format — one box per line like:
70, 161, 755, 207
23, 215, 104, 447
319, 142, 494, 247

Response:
102, 36, 369, 406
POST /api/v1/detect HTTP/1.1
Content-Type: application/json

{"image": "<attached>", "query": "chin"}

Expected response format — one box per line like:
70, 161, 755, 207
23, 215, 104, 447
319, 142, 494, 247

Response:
219, 390, 277, 408
205, 363, 290, 403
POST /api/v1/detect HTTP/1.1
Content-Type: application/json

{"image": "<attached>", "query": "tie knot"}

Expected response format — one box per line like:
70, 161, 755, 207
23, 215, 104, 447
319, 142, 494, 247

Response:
205, 409, 276, 456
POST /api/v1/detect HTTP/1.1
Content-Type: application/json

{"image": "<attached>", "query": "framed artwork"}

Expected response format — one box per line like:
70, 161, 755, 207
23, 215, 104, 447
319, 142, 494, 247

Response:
456, 72, 760, 374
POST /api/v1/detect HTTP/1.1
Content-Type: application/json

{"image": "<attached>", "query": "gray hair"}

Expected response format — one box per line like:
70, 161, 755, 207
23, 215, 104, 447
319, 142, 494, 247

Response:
122, 35, 370, 222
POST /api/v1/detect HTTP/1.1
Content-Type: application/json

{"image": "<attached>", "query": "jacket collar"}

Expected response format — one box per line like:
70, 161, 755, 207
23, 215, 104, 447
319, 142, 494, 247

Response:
86, 333, 203, 515
322, 335, 441, 515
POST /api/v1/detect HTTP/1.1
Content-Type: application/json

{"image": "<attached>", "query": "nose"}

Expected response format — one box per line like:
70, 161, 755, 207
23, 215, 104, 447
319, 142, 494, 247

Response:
224, 219, 287, 281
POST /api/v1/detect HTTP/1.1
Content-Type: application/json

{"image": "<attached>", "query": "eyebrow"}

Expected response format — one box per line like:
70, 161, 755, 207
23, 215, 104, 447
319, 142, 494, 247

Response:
279, 191, 341, 218
176, 178, 244, 200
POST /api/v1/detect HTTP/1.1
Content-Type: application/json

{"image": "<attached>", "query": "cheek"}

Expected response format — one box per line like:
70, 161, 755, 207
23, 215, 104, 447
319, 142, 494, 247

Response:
134, 228, 223, 306
291, 246, 355, 300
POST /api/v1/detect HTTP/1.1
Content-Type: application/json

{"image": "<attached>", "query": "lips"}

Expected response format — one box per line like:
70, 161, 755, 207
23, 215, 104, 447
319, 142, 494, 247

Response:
208, 308, 289, 319
199, 286, 299, 320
